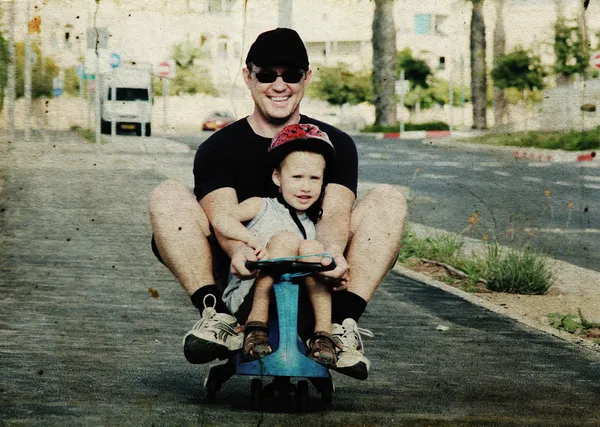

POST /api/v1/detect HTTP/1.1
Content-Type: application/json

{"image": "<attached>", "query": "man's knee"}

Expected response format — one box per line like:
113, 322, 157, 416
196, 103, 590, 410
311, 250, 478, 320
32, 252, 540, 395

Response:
150, 179, 190, 207
368, 184, 407, 214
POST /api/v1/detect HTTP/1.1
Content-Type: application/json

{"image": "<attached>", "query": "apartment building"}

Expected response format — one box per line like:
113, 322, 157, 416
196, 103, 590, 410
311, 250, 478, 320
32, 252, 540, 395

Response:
1, 0, 597, 89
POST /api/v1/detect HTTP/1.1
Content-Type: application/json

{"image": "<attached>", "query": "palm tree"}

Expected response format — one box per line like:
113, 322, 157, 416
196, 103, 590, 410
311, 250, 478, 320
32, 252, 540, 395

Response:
372, 0, 397, 127
492, 0, 506, 128
470, 0, 487, 130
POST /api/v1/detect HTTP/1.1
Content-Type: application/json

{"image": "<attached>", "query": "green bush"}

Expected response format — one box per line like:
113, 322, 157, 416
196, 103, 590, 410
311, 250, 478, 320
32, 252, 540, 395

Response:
464, 127, 599, 151
361, 121, 449, 133
484, 244, 555, 295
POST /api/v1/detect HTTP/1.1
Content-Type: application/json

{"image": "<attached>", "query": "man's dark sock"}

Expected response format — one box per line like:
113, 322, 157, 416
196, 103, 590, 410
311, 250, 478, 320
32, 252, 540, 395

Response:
332, 291, 367, 324
191, 285, 231, 315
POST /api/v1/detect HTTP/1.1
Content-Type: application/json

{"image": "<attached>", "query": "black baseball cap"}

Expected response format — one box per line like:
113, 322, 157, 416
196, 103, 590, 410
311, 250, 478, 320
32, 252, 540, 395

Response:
246, 28, 309, 71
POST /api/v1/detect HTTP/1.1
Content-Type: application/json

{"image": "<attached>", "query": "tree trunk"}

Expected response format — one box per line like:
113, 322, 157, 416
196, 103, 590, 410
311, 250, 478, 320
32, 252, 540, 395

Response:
554, 0, 569, 86
470, 0, 487, 130
492, 0, 507, 128
372, 0, 397, 127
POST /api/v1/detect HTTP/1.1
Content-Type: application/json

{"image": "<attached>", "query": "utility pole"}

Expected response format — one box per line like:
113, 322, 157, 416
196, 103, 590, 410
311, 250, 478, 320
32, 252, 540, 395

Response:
7, 0, 16, 140
24, 0, 32, 141
278, 0, 293, 28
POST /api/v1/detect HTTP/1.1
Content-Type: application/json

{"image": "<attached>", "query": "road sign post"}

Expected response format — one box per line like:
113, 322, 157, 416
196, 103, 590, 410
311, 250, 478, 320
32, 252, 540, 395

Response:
591, 51, 600, 130
158, 60, 175, 133
396, 71, 409, 136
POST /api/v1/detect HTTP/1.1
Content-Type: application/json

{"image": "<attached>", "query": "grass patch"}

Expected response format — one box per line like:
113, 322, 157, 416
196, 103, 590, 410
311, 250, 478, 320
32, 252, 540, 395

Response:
70, 125, 107, 144
398, 229, 554, 295
547, 310, 600, 341
362, 121, 449, 133
461, 127, 599, 151
484, 244, 555, 295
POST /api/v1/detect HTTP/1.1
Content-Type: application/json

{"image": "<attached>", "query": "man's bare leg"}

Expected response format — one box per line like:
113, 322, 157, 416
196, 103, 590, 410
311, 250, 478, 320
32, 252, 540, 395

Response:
149, 179, 214, 295
331, 184, 407, 379
149, 179, 242, 364
346, 184, 407, 301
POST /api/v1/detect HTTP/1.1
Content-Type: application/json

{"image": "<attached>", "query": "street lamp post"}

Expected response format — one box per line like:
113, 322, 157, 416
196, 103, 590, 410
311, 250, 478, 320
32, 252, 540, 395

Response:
24, 0, 32, 141
7, 0, 16, 140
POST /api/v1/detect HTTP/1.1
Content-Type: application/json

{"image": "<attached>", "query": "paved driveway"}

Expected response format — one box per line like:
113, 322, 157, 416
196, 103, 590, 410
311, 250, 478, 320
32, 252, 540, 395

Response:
1, 132, 599, 426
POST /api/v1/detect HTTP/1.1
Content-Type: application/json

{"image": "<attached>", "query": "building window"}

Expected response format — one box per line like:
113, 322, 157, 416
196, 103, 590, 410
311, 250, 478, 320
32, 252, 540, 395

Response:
217, 37, 229, 59
414, 14, 431, 35
414, 14, 448, 36
439, 56, 446, 70
208, 0, 234, 14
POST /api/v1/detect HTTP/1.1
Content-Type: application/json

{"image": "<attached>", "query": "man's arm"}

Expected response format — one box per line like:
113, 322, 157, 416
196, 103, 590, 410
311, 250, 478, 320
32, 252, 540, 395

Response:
200, 188, 261, 277
316, 183, 356, 287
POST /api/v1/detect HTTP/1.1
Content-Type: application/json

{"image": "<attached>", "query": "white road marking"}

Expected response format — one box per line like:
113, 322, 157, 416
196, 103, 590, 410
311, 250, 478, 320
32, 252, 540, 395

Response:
553, 181, 574, 186
480, 162, 505, 167
419, 173, 458, 180
523, 227, 600, 234
494, 171, 511, 177
522, 176, 542, 182
583, 175, 600, 182
584, 183, 600, 190
433, 161, 464, 168
527, 163, 551, 167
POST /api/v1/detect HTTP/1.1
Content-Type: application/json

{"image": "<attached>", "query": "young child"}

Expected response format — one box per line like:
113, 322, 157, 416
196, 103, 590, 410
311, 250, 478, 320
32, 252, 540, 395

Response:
210, 123, 338, 368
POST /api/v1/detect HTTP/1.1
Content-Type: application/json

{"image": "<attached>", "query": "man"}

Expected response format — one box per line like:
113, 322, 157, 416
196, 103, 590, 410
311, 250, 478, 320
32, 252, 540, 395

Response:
149, 28, 407, 380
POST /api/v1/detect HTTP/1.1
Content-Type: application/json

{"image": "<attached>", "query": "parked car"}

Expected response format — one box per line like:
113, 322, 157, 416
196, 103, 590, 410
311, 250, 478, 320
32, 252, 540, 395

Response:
202, 111, 235, 131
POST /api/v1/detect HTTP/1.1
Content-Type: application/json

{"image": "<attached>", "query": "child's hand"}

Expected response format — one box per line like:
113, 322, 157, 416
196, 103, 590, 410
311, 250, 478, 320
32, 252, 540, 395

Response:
247, 236, 268, 260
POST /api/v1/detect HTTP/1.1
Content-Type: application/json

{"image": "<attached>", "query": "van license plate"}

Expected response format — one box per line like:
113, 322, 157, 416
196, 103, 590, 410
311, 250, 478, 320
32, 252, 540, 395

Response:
122, 124, 135, 130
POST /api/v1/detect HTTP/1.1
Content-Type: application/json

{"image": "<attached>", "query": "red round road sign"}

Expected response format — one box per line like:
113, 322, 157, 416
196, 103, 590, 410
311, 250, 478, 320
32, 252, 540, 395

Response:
158, 61, 171, 77
590, 51, 600, 70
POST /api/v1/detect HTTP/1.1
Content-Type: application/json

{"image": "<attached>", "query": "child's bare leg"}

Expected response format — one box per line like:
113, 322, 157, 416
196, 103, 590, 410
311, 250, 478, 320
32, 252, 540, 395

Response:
243, 231, 301, 359
299, 240, 331, 332
300, 240, 337, 368
247, 231, 302, 323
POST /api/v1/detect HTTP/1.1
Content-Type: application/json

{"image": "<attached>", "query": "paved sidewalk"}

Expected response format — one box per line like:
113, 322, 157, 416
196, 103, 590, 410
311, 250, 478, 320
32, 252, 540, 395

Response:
1, 130, 600, 426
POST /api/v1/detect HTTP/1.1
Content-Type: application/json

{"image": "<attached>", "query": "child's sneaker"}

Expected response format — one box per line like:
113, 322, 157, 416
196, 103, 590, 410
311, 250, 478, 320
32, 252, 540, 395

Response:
183, 298, 243, 364
331, 318, 373, 380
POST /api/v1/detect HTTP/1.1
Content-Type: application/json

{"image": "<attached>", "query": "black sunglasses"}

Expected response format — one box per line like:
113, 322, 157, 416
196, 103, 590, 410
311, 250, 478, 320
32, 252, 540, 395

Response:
252, 70, 305, 84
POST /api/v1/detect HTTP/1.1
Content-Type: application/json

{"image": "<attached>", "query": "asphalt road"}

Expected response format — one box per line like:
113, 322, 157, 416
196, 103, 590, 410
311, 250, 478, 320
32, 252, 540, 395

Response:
1, 131, 599, 426
174, 132, 600, 272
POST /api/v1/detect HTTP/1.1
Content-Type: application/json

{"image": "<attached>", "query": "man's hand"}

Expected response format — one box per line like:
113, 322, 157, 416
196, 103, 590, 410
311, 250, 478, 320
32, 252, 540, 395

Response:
319, 251, 349, 292
230, 244, 261, 279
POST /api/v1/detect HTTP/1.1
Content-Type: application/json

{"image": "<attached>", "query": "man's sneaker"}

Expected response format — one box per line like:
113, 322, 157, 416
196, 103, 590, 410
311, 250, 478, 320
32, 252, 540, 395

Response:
183, 296, 243, 364
331, 318, 374, 380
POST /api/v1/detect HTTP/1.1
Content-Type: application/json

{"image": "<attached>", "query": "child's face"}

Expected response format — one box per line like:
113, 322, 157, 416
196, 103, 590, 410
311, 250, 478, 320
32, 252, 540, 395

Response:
272, 151, 325, 213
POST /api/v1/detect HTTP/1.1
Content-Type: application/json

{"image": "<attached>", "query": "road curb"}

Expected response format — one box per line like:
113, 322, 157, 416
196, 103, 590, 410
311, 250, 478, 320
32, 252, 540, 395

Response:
392, 264, 600, 354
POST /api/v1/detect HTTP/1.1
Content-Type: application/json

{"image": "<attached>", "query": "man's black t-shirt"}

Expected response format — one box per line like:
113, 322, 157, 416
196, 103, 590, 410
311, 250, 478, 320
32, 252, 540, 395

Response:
193, 115, 358, 203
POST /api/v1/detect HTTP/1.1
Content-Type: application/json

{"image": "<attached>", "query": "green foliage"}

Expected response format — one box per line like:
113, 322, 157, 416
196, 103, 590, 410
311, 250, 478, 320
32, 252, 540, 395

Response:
397, 229, 555, 295
484, 244, 555, 295
15, 41, 59, 99
492, 47, 546, 91
553, 18, 589, 79
169, 67, 218, 96
461, 127, 600, 151
307, 64, 372, 106
0, 31, 9, 109
63, 66, 81, 97
548, 311, 600, 334
398, 229, 464, 265
169, 40, 218, 96
362, 121, 449, 132
397, 48, 431, 89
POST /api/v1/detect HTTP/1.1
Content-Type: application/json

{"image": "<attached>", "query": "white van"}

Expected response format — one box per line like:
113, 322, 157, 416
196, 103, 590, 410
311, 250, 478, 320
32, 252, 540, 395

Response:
100, 66, 153, 136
